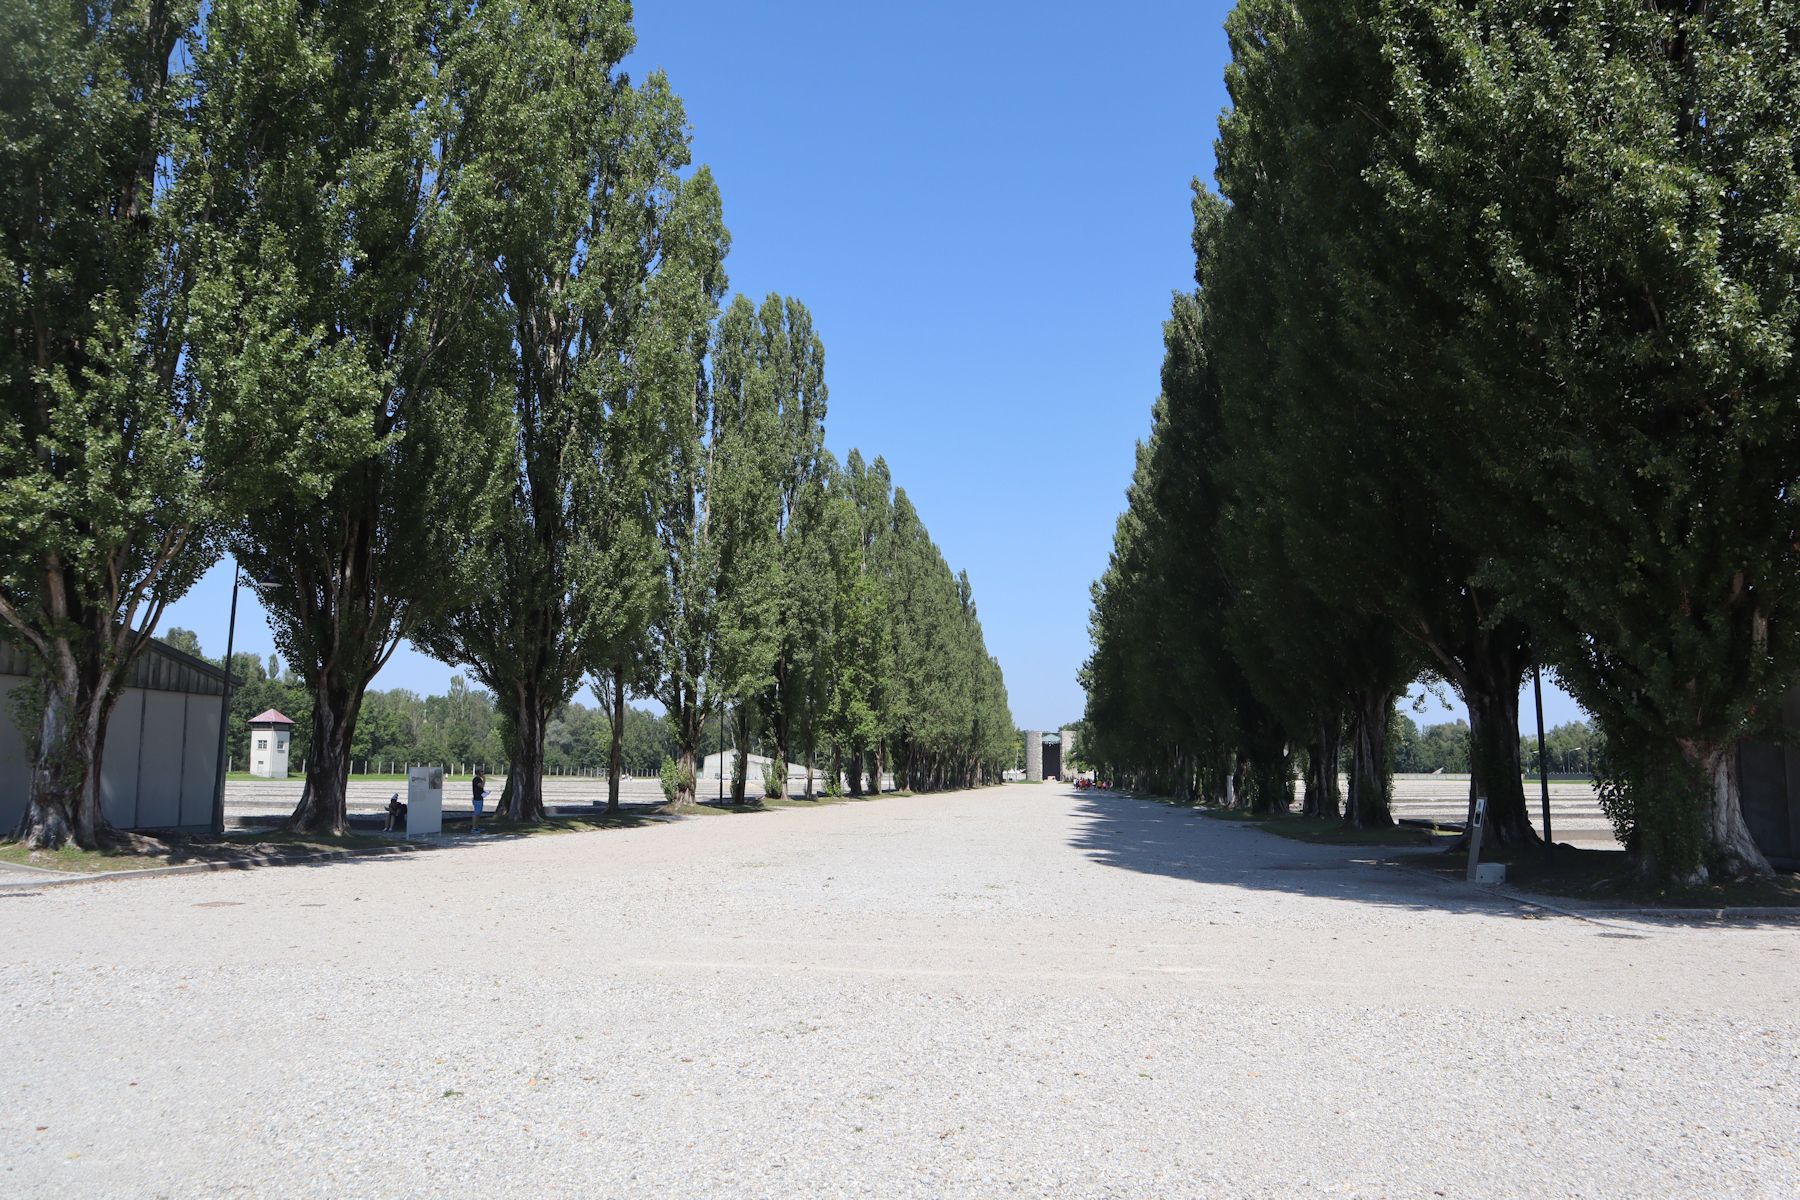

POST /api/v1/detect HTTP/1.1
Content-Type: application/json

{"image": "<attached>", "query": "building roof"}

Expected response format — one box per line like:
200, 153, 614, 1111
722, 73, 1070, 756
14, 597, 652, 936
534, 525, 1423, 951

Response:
247, 709, 295, 726
2, 631, 234, 695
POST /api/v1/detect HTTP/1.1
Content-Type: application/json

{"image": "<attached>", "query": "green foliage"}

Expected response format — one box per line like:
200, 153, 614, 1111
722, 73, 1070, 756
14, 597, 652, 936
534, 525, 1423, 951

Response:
3, 0, 1016, 842
416, 1, 722, 819
0, 0, 317, 846
1371, 0, 1800, 876
658, 756, 693, 806
192, 0, 517, 833
1085, 0, 1798, 877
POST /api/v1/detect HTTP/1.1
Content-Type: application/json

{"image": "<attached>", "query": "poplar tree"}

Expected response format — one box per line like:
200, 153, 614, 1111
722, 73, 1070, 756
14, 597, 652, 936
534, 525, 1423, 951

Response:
415, 5, 715, 821
0, 1, 335, 847
752, 296, 829, 799
707, 295, 785, 803
1376, 0, 1800, 878
820, 452, 890, 795
1210, 0, 1536, 840
197, 0, 511, 835
643, 188, 732, 809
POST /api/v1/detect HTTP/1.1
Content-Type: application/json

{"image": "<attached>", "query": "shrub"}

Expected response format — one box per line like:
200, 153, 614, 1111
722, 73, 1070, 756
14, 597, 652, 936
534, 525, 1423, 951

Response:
658, 757, 693, 805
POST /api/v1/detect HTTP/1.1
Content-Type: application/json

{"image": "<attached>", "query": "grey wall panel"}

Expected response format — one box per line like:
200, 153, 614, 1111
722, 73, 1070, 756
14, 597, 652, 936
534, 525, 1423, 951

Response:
180, 694, 222, 828
1739, 741, 1789, 863
135, 692, 186, 828
0, 677, 30, 834
100, 689, 146, 827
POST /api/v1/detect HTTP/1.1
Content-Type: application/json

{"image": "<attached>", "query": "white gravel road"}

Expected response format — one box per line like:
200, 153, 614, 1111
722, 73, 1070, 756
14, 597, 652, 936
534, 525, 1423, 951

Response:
3, 785, 1794, 1198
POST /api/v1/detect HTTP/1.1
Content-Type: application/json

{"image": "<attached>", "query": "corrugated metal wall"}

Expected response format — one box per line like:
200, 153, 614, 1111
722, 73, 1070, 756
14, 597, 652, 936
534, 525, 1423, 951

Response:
1, 638, 227, 834
1739, 687, 1800, 870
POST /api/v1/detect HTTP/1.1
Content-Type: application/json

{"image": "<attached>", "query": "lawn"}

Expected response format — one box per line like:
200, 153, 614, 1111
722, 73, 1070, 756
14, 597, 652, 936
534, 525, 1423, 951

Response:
441, 812, 645, 836
1404, 842, 1800, 909
0, 830, 401, 875
1189, 806, 1450, 845
1251, 815, 1449, 846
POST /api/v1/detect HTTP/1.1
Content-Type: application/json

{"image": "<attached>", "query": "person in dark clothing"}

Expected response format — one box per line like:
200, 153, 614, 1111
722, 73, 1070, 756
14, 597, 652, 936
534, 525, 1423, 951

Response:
471, 769, 487, 833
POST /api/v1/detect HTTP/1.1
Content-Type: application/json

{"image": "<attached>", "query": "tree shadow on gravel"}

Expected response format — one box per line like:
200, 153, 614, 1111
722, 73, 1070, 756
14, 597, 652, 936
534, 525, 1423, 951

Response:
1065, 789, 1528, 917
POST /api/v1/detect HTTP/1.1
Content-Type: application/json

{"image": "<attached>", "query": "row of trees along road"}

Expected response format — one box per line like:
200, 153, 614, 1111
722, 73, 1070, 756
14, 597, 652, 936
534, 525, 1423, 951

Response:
1, 0, 1015, 848
163, 626, 713, 779
1084, 0, 1800, 883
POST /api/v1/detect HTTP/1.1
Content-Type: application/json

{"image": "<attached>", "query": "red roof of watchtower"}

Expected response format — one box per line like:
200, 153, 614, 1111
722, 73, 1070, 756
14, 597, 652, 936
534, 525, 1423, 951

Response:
247, 709, 294, 726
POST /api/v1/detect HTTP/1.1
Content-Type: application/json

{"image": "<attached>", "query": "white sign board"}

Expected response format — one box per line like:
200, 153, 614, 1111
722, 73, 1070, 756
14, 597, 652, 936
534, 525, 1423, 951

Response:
407, 766, 443, 838
1465, 794, 1488, 882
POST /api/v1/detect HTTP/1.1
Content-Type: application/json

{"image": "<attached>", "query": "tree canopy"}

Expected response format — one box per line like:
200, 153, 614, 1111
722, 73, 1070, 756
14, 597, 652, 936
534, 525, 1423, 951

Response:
1084, 0, 1800, 882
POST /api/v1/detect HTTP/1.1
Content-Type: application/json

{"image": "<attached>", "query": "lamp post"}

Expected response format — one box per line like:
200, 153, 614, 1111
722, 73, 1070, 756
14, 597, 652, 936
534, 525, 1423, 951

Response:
210, 564, 279, 837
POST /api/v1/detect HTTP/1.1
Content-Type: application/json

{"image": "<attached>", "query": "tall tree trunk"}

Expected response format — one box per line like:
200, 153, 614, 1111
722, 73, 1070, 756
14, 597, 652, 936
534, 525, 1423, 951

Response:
1302, 737, 1322, 817
1462, 641, 1537, 847
731, 705, 750, 804
509, 710, 547, 820
847, 745, 863, 796
606, 665, 625, 814
1700, 744, 1771, 878
676, 743, 698, 806
14, 656, 117, 849
1312, 717, 1342, 820
287, 678, 362, 835
672, 684, 700, 806
768, 699, 788, 801
1346, 686, 1395, 828
503, 680, 548, 821
873, 742, 886, 795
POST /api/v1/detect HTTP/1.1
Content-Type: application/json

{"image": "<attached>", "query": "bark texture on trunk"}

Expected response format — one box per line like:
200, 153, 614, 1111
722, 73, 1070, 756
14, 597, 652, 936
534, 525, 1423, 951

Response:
1315, 719, 1342, 820
672, 681, 700, 806
768, 689, 789, 801
1463, 648, 1537, 848
606, 667, 625, 814
1702, 745, 1772, 878
677, 744, 698, 806
509, 696, 548, 820
486, 680, 549, 822
287, 686, 360, 835
731, 705, 750, 804
1345, 687, 1395, 828
1301, 738, 1322, 817
14, 664, 117, 849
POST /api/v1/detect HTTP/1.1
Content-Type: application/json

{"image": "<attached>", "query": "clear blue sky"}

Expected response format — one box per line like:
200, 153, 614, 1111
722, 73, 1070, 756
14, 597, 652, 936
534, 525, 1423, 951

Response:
162, 0, 1590, 733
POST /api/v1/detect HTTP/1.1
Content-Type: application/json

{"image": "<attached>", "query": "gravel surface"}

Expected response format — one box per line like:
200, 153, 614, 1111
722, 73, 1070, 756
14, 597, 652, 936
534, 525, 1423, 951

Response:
4, 785, 1794, 1197
224, 772, 1620, 846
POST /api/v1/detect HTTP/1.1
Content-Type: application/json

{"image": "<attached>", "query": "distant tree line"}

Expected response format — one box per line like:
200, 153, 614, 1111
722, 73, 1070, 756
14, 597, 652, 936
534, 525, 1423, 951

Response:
165, 627, 705, 778
2, 0, 1013, 848
1390, 715, 1602, 779
1084, 0, 1799, 882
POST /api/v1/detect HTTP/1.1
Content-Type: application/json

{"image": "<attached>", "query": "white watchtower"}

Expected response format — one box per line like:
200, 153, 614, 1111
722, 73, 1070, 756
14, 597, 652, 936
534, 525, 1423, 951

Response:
246, 709, 295, 778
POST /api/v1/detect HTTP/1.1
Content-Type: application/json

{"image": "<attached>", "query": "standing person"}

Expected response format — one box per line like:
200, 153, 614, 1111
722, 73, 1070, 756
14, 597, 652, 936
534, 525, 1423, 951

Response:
471, 769, 486, 834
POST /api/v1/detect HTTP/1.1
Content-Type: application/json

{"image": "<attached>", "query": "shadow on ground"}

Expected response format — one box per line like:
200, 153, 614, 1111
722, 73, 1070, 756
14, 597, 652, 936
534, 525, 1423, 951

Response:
1065, 788, 1544, 918
1067, 789, 1800, 926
